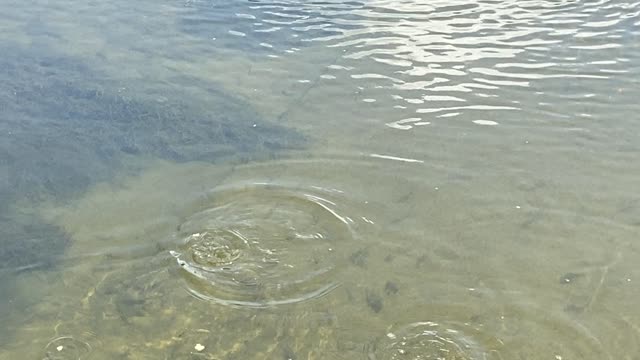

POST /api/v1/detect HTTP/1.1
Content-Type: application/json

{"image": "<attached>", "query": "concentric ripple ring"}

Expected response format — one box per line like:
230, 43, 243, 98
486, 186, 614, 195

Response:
372, 302, 615, 360
170, 183, 357, 308
376, 321, 491, 360
43, 336, 92, 360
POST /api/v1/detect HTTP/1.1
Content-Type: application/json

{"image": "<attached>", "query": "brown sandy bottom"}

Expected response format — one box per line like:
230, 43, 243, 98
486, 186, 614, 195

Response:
1, 157, 638, 359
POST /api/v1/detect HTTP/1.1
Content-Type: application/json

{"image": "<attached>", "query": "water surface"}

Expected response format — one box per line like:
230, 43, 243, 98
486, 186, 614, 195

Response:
1, 0, 639, 359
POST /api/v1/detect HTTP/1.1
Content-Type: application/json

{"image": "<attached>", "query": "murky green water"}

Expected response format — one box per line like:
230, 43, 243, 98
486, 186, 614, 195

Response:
1, 0, 640, 359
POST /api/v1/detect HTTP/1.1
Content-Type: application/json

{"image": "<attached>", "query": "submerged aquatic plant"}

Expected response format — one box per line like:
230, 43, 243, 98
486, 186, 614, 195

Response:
0, 43, 307, 346
0, 42, 305, 266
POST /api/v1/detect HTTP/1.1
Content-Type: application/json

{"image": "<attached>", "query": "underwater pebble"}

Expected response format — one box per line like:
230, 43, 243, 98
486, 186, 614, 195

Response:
194, 343, 205, 352
384, 281, 399, 295
350, 249, 369, 268
366, 290, 383, 313
559, 272, 584, 284
56, 346, 64, 352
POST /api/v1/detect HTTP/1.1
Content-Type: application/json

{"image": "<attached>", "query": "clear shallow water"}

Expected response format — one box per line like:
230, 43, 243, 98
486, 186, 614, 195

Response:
1, 0, 640, 359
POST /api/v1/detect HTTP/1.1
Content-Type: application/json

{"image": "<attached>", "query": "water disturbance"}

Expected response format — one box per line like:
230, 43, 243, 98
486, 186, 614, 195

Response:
0, 0, 639, 359
170, 183, 357, 307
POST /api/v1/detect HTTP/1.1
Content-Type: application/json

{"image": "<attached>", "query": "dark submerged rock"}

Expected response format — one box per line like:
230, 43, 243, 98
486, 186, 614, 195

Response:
365, 289, 383, 313
384, 281, 399, 296
349, 248, 369, 268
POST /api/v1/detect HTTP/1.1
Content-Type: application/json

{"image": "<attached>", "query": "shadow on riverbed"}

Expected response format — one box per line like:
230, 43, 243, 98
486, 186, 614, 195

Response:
0, 42, 306, 321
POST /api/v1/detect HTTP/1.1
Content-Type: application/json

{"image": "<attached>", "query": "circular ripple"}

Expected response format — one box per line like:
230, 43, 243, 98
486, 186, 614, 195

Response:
182, 230, 245, 268
43, 336, 91, 360
372, 301, 619, 360
377, 321, 491, 360
170, 183, 356, 307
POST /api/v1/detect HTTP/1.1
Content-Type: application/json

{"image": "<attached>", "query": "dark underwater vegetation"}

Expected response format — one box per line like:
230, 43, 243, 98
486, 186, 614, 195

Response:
0, 42, 305, 284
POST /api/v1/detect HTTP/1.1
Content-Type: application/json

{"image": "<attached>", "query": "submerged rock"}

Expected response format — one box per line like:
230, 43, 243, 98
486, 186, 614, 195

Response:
365, 289, 383, 313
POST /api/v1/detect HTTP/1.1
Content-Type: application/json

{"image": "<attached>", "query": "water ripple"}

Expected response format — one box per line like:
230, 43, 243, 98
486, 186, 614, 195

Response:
170, 182, 358, 308
180, 0, 639, 129
43, 336, 93, 360
375, 321, 495, 360
367, 301, 633, 360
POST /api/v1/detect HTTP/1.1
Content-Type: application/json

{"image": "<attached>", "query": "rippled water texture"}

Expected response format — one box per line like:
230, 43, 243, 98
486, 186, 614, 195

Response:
171, 183, 358, 307
1, 0, 640, 359
180, 0, 639, 126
